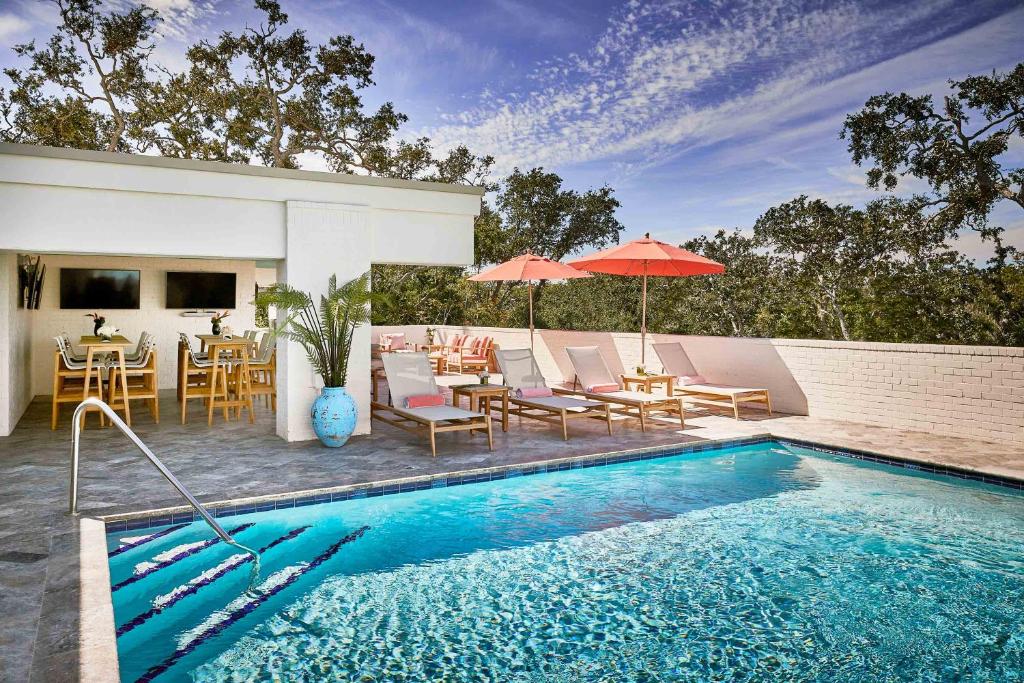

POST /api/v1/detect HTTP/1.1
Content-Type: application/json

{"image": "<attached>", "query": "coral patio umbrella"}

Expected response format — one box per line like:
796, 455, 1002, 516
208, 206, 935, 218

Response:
468, 252, 591, 349
568, 234, 724, 365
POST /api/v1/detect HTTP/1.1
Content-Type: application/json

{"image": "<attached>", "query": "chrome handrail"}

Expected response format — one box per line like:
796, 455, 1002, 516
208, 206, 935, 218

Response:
69, 398, 259, 563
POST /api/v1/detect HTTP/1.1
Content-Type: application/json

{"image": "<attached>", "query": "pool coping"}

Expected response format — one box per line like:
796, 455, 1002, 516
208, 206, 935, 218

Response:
78, 431, 1024, 682
99, 432, 1024, 533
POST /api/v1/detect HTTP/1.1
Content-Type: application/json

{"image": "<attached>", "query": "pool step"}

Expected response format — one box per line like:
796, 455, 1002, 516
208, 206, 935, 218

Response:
109, 524, 190, 558
111, 523, 255, 592
117, 525, 311, 637
134, 526, 370, 683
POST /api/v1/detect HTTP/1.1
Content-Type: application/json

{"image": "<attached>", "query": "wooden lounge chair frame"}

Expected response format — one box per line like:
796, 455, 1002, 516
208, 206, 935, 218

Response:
371, 352, 493, 457
652, 342, 772, 419
494, 348, 613, 440
563, 346, 685, 432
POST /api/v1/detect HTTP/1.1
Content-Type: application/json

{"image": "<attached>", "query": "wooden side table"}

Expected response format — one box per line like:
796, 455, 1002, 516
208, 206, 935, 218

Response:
450, 384, 510, 432
620, 373, 675, 396
79, 335, 133, 426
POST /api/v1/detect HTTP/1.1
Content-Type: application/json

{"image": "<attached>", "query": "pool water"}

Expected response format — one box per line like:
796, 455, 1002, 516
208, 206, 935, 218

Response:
107, 442, 1024, 682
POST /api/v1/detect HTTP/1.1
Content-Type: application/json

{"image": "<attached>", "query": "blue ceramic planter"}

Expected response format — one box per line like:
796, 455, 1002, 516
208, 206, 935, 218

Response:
310, 387, 357, 448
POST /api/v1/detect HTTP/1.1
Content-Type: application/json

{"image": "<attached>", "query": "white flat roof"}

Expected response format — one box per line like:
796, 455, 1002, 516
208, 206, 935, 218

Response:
0, 142, 486, 196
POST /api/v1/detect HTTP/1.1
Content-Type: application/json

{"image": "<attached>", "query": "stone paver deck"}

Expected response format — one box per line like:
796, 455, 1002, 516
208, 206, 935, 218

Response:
1, 392, 1021, 681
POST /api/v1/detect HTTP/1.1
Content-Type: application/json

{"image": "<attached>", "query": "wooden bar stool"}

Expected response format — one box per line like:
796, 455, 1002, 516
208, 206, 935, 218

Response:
108, 338, 159, 423
178, 333, 228, 424
51, 338, 104, 430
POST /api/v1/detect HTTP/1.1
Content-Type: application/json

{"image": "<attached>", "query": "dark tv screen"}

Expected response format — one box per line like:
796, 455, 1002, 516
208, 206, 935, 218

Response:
59, 269, 140, 309
166, 271, 236, 309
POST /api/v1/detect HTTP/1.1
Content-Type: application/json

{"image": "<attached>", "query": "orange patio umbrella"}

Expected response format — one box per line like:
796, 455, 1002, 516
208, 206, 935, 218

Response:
468, 252, 591, 349
568, 233, 724, 365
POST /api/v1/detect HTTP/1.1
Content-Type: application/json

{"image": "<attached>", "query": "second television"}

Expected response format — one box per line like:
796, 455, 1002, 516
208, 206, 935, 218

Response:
166, 271, 236, 309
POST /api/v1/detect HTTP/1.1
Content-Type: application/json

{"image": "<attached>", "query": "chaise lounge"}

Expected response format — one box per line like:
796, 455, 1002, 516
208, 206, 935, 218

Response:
564, 346, 685, 431
652, 341, 772, 419
495, 348, 613, 440
372, 352, 493, 457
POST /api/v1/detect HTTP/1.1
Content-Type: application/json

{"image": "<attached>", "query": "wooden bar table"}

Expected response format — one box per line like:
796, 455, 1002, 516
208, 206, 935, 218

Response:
197, 335, 256, 426
80, 335, 134, 426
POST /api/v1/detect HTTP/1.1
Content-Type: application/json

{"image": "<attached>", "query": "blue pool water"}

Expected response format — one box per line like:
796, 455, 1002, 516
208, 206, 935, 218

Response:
107, 442, 1024, 682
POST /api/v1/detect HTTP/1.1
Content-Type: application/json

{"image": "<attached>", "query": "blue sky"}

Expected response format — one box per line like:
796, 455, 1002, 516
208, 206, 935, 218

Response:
1, 0, 1022, 259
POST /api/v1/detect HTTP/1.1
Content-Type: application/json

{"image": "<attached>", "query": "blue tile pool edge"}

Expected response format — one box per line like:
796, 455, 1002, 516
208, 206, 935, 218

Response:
101, 433, 1024, 534
776, 437, 1024, 491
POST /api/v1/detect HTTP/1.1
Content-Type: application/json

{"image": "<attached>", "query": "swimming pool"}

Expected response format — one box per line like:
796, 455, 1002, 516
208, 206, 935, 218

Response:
106, 440, 1024, 681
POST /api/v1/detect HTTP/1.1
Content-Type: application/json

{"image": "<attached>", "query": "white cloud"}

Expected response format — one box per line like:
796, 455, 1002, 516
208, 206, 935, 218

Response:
0, 13, 30, 42
422, 0, 1024, 179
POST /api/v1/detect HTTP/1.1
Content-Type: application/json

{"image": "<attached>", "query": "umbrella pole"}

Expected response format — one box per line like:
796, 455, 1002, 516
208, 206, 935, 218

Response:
528, 281, 535, 350
641, 263, 647, 367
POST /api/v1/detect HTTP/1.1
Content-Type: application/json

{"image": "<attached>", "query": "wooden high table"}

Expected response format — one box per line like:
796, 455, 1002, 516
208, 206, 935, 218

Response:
80, 335, 134, 426
196, 335, 257, 426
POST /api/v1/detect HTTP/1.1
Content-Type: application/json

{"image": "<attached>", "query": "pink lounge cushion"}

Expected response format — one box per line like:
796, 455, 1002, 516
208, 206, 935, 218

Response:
516, 387, 553, 399
404, 393, 445, 409
678, 375, 707, 386
587, 383, 619, 393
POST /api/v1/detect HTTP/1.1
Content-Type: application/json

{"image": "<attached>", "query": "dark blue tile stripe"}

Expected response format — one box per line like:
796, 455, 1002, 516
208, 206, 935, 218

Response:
108, 524, 189, 558
110, 524, 254, 593
134, 525, 370, 683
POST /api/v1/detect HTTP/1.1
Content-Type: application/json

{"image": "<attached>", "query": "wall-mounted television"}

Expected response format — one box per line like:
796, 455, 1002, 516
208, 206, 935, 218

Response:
59, 268, 140, 309
166, 271, 237, 309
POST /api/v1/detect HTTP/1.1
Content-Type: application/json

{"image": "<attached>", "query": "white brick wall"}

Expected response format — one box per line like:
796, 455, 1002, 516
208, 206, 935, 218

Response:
374, 324, 1024, 446
28, 254, 258, 395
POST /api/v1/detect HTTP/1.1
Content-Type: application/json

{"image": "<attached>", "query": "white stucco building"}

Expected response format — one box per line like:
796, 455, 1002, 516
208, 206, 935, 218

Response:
0, 142, 483, 439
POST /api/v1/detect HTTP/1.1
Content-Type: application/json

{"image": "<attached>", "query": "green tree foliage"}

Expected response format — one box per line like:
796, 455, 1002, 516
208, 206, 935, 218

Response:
843, 62, 1023, 342
180, 0, 402, 170
0, 0, 158, 151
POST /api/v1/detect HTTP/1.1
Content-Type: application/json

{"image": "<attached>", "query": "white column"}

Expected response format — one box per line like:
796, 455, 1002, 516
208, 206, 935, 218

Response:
276, 201, 372, 442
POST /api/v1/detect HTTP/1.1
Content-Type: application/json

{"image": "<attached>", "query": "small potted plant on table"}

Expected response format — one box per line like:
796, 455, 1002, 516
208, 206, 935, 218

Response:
256, 273, 372, 447
85, 312, 106, 336
210, 310, 230, 336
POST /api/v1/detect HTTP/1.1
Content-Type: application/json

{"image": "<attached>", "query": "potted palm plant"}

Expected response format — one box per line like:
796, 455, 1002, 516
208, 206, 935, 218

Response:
256, 273, 372, 447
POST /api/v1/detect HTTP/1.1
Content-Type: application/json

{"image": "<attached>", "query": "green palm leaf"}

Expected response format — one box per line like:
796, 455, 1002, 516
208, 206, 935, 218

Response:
254, 272, 374, 387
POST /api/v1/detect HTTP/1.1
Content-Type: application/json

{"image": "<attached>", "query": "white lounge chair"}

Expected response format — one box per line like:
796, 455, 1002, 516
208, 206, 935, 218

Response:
652, 342, 772, 419
564, 346, 685, 432
495, 348, 612, 440
372, 352, 493, 457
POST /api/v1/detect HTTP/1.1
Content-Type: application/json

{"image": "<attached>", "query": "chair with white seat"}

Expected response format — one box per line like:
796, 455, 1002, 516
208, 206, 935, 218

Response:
178, 332, 228, 424
51, 336, 105, 430
372, 352, 492, 457
495, 348, 612, 440
246, 332, 277, 411
564, 346, 685, 432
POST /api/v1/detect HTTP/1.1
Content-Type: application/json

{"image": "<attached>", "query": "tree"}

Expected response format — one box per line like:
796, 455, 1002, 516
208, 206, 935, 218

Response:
182, 0, 404, 171
842, 63, 1023, 228
656, 230, 793, 338
0, 0, 158, 151
842, 62, 1023, 342
471, 167, 624, 323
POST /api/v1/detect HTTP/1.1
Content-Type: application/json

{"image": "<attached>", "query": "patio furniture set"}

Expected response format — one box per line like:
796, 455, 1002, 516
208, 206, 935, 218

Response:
50, 331, 277, 430
372, 336, 772, 457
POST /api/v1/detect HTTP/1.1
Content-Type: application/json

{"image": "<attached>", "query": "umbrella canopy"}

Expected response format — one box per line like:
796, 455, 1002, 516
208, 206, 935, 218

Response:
568, 234, 724, 365
568, 234, 725, 277
468, 252, 591, 348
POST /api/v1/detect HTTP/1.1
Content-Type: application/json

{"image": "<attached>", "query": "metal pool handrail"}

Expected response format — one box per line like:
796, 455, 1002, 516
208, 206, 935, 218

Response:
69, 398, 259, 562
